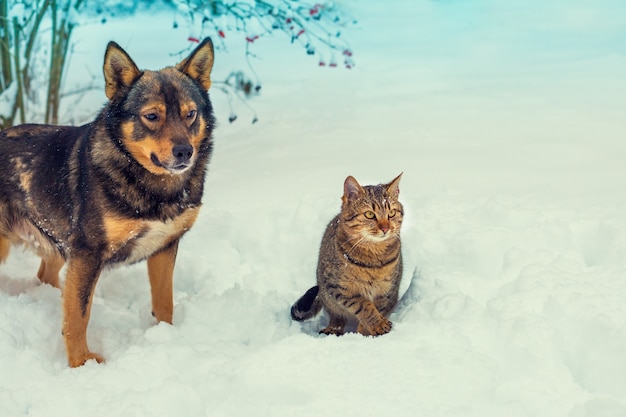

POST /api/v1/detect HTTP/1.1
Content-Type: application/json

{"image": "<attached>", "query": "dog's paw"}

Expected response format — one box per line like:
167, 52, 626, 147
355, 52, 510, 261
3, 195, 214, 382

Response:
69, 351, 105, 368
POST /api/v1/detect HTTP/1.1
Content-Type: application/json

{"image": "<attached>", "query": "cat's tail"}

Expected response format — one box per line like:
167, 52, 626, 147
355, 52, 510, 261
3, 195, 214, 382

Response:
290, 285, 322, 321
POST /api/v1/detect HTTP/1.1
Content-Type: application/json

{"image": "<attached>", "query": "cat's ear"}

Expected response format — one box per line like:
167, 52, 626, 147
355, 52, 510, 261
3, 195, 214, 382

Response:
343, 176, 364, 201
386, 172, 403, 198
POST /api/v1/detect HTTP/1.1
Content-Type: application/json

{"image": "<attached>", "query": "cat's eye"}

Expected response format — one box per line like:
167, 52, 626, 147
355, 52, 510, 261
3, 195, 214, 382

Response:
388, 209, 397, 218
364, 211, 376, 219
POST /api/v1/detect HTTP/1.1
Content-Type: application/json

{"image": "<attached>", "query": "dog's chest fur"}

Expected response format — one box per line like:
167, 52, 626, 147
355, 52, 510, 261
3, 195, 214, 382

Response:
5, 202, 199, 267
102, 207, 200, 265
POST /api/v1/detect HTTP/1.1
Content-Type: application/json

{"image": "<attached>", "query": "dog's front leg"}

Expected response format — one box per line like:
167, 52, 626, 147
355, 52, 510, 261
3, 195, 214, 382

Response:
62, 256, 104, 367
147, 240, 179, 324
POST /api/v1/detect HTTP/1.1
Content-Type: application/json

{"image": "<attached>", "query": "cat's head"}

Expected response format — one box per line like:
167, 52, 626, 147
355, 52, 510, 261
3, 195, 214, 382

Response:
340, 173, 404, 242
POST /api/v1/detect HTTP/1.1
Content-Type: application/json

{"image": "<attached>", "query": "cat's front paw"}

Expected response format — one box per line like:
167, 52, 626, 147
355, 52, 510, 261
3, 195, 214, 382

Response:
320, 325, 345, 336
358, 318, 392, 336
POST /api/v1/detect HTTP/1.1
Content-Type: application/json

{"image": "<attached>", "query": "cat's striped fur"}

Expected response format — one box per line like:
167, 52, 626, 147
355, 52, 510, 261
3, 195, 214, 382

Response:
291, 174, 403, 336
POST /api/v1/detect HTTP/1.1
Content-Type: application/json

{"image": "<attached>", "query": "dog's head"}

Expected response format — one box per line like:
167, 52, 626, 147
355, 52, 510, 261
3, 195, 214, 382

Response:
103, 39, 215, 175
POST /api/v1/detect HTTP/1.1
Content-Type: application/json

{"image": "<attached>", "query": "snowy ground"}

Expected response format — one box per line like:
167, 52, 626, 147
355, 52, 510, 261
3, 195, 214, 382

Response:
2, 1, 626, 416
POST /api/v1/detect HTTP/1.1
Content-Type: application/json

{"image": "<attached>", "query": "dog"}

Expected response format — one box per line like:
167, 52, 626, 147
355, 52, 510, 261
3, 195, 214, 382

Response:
0, 38, 216, 367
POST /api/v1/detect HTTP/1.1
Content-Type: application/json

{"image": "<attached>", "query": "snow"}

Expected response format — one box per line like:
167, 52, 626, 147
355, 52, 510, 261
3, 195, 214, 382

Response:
2, 1, 626, 416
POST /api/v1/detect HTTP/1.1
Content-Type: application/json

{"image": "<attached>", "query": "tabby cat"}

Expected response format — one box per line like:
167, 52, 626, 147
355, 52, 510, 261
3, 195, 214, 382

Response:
291, 174, 404, 336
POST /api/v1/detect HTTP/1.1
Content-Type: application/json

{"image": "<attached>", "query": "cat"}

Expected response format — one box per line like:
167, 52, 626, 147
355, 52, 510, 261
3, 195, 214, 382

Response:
291, 173, 404, 336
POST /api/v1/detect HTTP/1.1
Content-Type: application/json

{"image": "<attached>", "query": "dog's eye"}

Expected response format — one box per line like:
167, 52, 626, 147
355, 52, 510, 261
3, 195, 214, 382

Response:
144, 113, 159, 122
186, 110, 197, 119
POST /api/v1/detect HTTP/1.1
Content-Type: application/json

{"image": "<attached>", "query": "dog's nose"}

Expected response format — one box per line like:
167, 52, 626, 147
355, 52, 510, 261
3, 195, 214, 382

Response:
172, 144, 193, 164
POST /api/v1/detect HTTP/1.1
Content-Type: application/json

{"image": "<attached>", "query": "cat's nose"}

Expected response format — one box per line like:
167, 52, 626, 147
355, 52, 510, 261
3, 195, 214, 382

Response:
379, 223, 390, 234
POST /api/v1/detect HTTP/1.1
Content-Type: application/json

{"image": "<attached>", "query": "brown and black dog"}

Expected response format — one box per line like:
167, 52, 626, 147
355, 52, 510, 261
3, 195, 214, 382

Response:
0, 38, 215, 367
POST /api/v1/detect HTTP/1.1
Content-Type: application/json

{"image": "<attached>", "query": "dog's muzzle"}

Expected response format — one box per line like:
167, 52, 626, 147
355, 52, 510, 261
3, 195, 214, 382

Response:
150, 146, 193, 174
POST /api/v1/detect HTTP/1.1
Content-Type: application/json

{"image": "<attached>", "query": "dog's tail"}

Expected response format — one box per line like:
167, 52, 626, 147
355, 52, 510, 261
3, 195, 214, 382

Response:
290, 285, 322, 321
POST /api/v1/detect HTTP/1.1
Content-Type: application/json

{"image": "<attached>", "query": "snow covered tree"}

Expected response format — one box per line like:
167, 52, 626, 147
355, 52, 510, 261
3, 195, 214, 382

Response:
0, 0, 356, 129
171, 0, 355, 67
170, 0, 357, 123
1, 0, 91, 128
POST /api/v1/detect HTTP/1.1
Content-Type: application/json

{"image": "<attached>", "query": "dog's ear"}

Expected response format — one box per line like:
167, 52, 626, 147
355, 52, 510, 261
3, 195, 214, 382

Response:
176, 38, 214, 91
103, 41, 141, 100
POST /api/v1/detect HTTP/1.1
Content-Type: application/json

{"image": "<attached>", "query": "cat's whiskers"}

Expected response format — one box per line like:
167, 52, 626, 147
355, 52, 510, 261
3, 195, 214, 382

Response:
341, 234, 368, 256
341, 231, 367, 256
